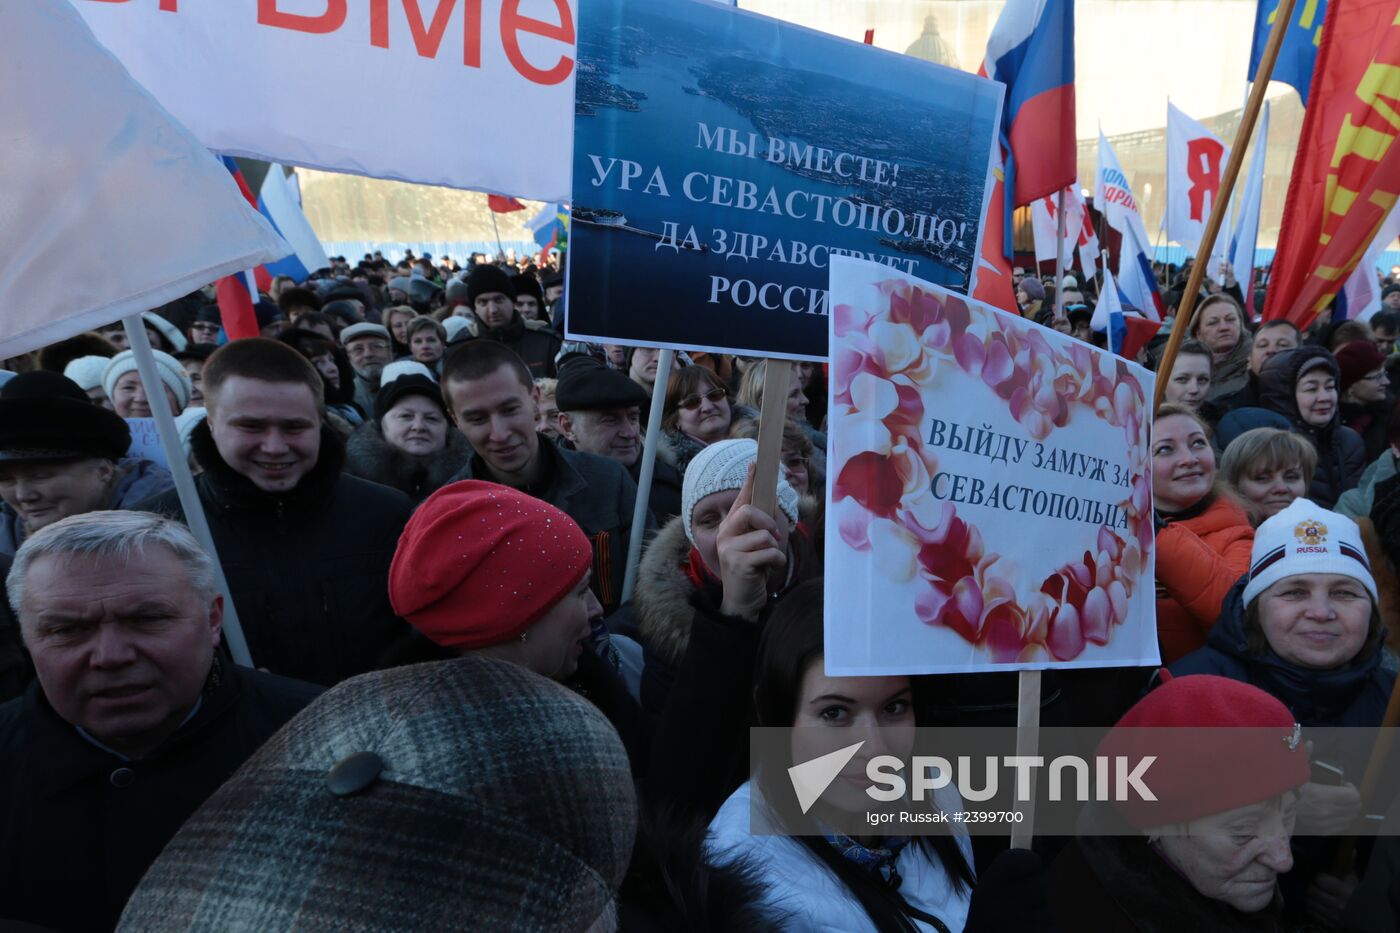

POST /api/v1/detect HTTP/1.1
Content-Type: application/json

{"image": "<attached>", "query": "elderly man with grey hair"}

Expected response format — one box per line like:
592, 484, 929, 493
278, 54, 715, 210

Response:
0, 511, 320, 933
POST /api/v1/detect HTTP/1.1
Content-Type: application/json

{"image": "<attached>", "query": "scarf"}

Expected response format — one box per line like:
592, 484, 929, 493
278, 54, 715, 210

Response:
823, 831, 911, 889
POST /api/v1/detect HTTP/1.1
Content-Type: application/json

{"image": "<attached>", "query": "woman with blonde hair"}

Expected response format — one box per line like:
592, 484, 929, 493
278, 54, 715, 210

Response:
1219, 427, 1317, 526
1190, 294, 1252, 401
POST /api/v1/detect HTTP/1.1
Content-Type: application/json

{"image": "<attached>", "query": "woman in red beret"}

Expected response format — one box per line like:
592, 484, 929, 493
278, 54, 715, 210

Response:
385, 479, 649, 772
1048, 673, 1309, 931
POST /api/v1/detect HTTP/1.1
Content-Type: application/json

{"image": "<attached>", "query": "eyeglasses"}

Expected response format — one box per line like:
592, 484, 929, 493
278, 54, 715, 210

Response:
1363, 371, 1390, 382
347, 341, 390, 356
678, 387, 727, 410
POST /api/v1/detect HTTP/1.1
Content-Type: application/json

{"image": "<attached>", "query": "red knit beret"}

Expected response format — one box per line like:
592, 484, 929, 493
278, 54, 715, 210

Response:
389, 481, 592, 649
1334, 339, 1387, 392
1098, 672, 1310, 829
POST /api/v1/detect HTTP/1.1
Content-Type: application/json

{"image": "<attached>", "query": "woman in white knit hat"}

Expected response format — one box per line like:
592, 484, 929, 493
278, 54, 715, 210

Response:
102, 349, 192, 419
1171, 497, 1397, 927
619, 438, 817, 715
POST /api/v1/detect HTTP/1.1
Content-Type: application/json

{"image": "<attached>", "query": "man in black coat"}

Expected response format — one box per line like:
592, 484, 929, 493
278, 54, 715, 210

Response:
139, 339, 413, 685
0, 510, 320, 931
1214, 319, 1301, 414
456, 264, 562, 378
441, 341, 651, 614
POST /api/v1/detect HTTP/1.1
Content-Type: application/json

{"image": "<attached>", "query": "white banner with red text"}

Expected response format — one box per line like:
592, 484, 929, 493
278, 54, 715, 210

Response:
73, 0, 578, 201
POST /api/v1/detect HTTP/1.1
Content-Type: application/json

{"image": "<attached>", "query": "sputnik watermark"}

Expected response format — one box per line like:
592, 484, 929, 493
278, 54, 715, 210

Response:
788, 740, 1156, 816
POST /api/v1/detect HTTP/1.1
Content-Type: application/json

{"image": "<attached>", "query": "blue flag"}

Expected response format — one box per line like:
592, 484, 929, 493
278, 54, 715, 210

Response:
1247, 0, 1325, 104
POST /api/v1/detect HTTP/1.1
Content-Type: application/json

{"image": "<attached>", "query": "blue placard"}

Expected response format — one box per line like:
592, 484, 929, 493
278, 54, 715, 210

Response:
566, 0, 1004, 361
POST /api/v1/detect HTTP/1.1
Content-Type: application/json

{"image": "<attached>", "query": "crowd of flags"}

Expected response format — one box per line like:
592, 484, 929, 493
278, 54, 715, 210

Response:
974, 0, 1400, 351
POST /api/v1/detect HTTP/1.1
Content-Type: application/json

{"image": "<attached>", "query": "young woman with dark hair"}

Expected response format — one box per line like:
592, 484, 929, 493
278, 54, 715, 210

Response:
704, 579, 976, 932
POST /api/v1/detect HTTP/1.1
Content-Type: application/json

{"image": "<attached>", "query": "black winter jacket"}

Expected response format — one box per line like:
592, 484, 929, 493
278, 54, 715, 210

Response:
0, 660, 320, 932
464, 311, 562, 378
447, 437, 651, 614
139, 422, 413, 685
343, 417, 470, 504
1253, 345, 1367, 508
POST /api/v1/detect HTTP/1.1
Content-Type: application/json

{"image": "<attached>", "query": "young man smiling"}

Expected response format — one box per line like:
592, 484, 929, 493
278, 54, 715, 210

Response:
442, 341, 650, 614
139, 339, 413, 685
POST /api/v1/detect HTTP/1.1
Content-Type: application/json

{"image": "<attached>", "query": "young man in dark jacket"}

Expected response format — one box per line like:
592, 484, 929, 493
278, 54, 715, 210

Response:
457, 264, 562, 378
139, 338, 413, 686
0, 511, 320, 931
442, 341, 650, 614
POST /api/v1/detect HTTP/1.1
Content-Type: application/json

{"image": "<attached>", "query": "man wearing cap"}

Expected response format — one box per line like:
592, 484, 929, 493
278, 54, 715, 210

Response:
555, 357, 683, 525
513, 272, 546, 323
442, 342, 650, 615
0, 511, 321, 932
138, 339, 412, 685
341, 322, 394, 415
0, 372, 173, 559
462, 264, 562, 378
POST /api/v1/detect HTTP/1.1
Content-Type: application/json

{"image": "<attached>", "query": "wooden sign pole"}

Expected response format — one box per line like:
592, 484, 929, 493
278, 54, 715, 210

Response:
1150, 0, 1298, 415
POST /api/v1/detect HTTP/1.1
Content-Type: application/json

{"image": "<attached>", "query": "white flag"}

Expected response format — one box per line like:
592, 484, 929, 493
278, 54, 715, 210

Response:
1229, 102, 1269, 308
1343, 200, 1400, 322
1031, 185, 1100, 279
1, 0, 287, 359
1166, 102, 1232, 265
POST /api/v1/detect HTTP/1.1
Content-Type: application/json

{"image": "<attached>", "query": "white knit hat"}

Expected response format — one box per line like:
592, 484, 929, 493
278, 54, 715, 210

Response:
681, 438, 799, 544
102, 349, 192, 412
142, 311, 187, 353
442, 315, 474, 343
63, 355, 111, 391
1242, 498, 1378, 605
175, 407, 207, 457
380, 359, 437, 387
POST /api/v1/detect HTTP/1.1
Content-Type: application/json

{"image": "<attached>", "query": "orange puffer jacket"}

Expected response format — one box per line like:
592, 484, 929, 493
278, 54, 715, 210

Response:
1155, 495, 1255, 664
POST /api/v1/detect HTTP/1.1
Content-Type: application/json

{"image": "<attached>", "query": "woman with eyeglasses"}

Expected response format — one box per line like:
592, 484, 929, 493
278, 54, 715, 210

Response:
663, 365, 736, 474
1335, 340, 1396, 462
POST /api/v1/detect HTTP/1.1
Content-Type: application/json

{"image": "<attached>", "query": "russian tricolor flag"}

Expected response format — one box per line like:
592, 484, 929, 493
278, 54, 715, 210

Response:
257, 164, 329, 283
981, 0, 1077, 206
1091, 268, 1162, 360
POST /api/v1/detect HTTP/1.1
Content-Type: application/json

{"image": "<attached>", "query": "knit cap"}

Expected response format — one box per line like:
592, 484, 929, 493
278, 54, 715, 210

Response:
389, 481, 592, 649
1019, 278, 1045, 301
681, 438, 799, 544
141, 311, 187, 353
442, 315, 474, 343
102, 349, 192, 411
63, 355, 111, 392
1333, 339, 1387, 393
1099, 672, 1309, 829
467, 264, 517, 305
1242, 497, 1377, 606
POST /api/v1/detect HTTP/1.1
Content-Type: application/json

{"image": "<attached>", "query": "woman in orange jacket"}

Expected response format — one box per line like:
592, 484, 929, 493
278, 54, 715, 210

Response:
1151, 404, 1255, 662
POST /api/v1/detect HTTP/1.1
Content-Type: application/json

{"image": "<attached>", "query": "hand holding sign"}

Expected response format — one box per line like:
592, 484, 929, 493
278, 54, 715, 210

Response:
717, 464, 787, 622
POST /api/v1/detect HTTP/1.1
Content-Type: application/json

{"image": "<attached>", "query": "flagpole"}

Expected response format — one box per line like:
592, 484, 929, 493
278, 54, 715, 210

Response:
1054, 188, 1067, 320
1151, 0, 1297, 414
621, 348, 675, 603
122, 317, 253, 667
489, 210, 505, 261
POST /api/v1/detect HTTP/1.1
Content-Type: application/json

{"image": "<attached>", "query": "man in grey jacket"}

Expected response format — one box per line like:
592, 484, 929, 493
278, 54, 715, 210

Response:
442, 341, 652, 614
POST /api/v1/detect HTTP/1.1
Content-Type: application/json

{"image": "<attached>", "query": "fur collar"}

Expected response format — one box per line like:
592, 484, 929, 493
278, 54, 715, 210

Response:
635, 498, 822, 666
343, 421, 471, 504
634, 517, 701, 667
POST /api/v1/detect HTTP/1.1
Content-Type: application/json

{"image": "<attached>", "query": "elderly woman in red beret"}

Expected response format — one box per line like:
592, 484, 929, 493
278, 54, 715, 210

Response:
1048, 673, 1309, 932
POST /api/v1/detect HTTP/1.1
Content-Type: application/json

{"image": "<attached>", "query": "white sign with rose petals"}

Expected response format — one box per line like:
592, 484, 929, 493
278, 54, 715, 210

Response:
825, 256, 1160, 674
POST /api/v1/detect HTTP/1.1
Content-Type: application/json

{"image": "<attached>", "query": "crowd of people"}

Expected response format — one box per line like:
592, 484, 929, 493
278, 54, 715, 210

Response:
0, 248, 1396, 931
